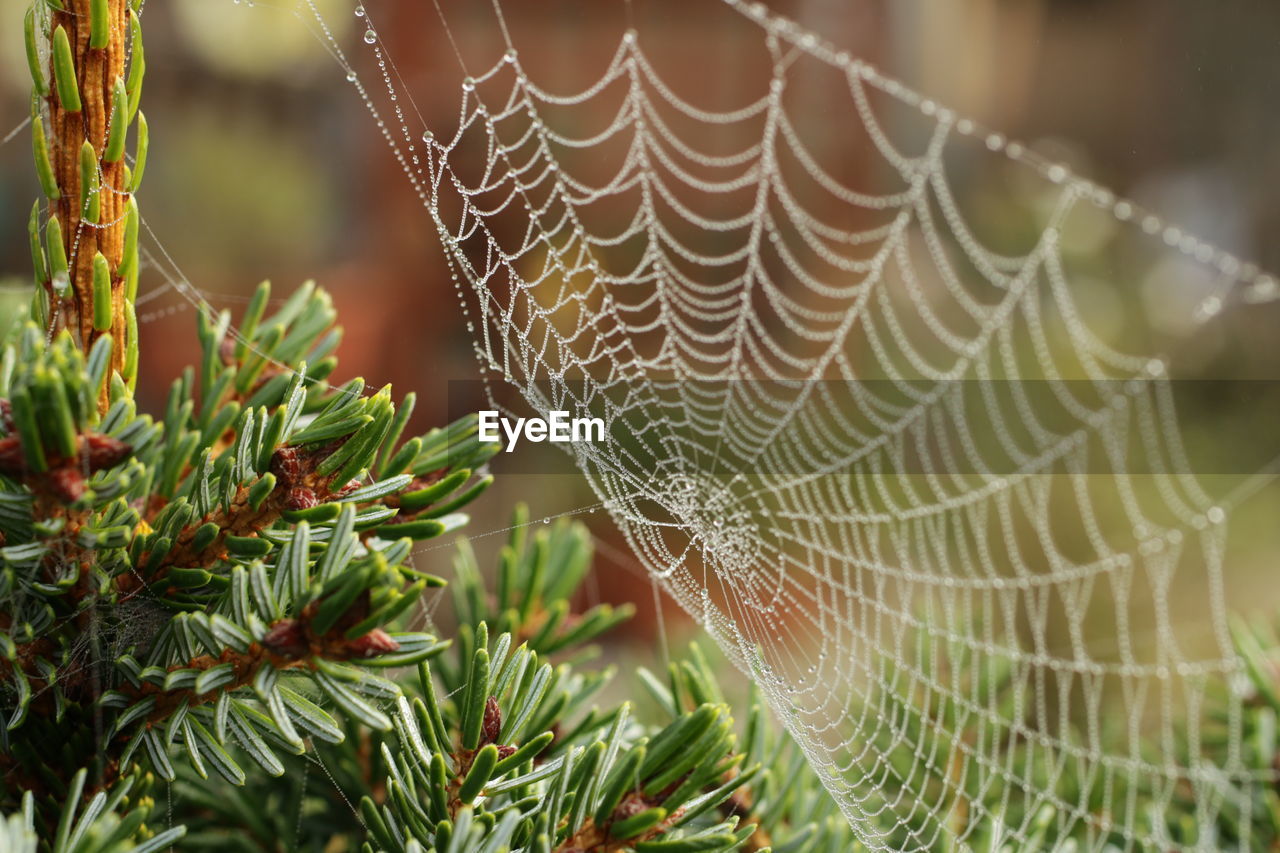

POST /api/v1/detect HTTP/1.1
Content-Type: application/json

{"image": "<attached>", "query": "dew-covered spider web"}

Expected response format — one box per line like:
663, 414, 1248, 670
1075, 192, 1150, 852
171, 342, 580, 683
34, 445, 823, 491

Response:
235, 0, 1280, 847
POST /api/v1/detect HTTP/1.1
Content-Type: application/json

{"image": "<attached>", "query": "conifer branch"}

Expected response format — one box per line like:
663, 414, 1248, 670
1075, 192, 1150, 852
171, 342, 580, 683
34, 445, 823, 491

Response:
35, 0, 142, 405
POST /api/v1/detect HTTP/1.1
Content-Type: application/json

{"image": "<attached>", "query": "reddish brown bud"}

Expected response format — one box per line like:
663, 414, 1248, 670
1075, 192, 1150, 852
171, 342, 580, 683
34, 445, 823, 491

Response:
271, 446, 304, 486
285, 487, 318, 511
346, 628, 400, 658
48, 467, 86, 503
613, 793, 649, 821
482, 696, 502, 746
496, 744, 517, 760
219, 335, 237, 367
0, 399, 13, 432
334, 479, 362, 499
262, 619, 308, 659
82, 433, 131, 471
0, 436, 25, 477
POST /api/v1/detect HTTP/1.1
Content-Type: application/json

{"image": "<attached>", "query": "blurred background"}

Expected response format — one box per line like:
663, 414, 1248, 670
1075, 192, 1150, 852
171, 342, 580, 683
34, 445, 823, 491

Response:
1, 0, 1278, 658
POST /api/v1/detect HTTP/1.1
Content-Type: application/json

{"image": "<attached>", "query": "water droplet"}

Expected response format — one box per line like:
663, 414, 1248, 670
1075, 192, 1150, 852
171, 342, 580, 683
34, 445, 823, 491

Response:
462, 77, 476, 92
1197, 295, 1222, 319
354, 4, 364, 16
346, 70, 357, 82
421, 130, 433, 142
363, 29, 377, 44
504, 48, 517, 63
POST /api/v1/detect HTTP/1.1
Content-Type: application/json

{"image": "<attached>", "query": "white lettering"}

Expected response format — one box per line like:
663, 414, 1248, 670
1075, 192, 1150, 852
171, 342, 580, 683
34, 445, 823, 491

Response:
500, 415, 524, 452
478, 410, 500, 443
476, 410, 606, 453
572, 417, 605, 442
549, 410, 571, 441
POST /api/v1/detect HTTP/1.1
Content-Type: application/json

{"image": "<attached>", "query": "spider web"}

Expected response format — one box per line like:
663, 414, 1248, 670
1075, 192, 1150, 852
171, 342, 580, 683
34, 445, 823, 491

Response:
278, 0, 1279, 847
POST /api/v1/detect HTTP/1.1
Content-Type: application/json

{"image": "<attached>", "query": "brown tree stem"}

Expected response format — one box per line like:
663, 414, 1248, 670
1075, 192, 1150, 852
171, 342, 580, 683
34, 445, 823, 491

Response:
48, 0, 131, 395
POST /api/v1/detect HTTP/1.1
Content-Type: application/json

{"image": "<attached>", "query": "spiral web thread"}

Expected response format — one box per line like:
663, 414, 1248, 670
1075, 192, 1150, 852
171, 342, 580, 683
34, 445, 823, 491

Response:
286, 0, 1280, 848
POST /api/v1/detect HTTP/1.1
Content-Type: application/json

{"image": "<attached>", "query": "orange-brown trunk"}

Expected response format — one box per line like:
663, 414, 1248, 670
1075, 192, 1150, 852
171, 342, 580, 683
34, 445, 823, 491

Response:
48, 0, 130, 397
